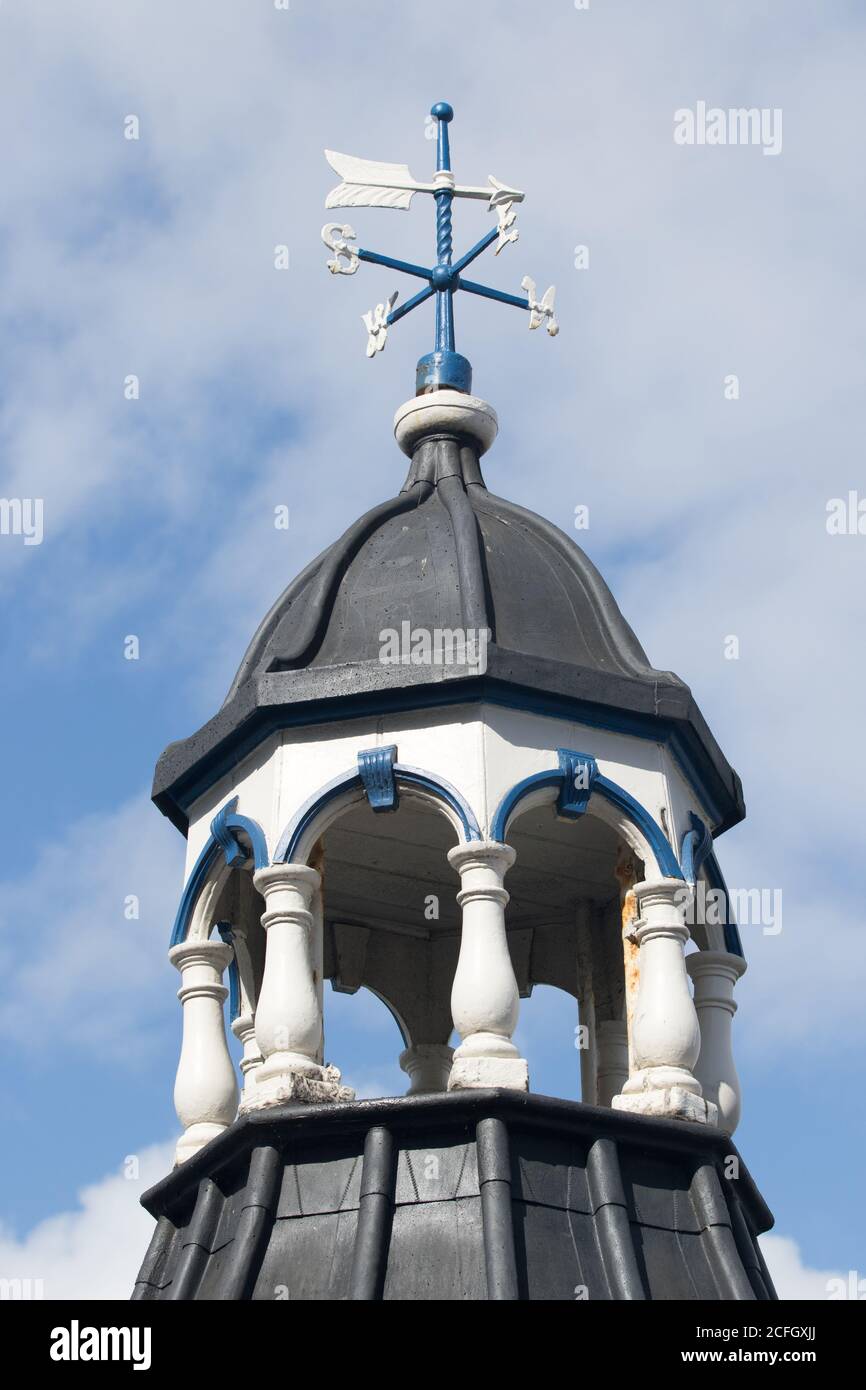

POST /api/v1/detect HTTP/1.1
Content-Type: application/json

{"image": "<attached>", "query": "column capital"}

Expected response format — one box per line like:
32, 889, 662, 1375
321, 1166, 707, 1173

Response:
254, 861, 321, 897
448, 839, 515, 877
168, 939, 233, 975
632, 876, 691, 945
686, 949, 747, 988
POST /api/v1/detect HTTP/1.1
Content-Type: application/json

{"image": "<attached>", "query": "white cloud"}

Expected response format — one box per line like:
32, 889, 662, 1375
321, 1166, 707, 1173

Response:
760, 1234, 850, 1301
0, 1158, 851, 1303
0, 1141, 175, 1300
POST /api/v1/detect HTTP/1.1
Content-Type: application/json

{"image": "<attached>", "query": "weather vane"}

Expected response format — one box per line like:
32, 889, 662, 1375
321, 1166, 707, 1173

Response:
321, 101, 558, 395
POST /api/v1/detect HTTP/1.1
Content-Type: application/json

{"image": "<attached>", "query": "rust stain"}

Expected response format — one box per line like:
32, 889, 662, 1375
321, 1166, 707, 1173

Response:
310, 838, 325, 885
616, 850, 640, 1074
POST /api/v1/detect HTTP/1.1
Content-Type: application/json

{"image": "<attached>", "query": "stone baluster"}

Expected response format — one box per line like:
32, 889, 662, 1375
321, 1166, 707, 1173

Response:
169, 939, 239, 1164
399, 1043, 454, 1094
227, 920, 263, 1101
686, 950, 746, 1133
244, 863, 352, 1109
612, 878, 717, 1124
447, 841, 528, 1091
595, 1019, 629, 1108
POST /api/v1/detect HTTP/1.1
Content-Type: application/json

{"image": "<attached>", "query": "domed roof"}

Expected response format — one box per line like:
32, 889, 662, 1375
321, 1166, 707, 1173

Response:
227, 436, 662, 693
153, 411, 744, 837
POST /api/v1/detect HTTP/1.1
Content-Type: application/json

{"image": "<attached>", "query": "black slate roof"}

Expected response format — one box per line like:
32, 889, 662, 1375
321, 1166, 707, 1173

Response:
152, 432, 744, 835
133, 1091, 777, 1302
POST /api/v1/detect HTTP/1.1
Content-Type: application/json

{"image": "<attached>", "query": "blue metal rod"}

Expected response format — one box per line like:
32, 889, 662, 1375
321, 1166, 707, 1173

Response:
387, 283, 435, 325
358, 248, 432, 281
451, 226, 500, 276
458, 277, 530, 311
431, 102, 455, 355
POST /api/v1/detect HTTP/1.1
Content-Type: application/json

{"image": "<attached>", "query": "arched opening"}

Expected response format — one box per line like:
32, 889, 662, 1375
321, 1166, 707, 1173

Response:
318, 794, 463, 1097
501, 800, 644, 1105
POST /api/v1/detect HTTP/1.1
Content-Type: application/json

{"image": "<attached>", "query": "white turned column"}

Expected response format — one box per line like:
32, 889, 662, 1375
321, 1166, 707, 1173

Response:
447, 841, 528, 1091
595, 1019, 629, 1108
612, 878, 717, 1124
231, 1014, 262, 1099
243, 863, 352, 1110
399, 1043, 454, 1094
169, 940, 239, 1164
686, 950, 746, 1133
228, 920, 263, 1100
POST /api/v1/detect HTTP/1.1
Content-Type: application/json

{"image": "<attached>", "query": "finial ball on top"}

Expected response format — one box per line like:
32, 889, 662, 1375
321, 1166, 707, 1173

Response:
431, 102, 454, 122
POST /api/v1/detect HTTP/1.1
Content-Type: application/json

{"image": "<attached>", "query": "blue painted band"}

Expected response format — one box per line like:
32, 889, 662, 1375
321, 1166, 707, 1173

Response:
169, 685, 733, 840
416, 349, 472, 394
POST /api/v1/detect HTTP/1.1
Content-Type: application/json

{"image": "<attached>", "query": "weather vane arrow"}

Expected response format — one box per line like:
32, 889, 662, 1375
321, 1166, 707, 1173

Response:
321, 101, 558, 395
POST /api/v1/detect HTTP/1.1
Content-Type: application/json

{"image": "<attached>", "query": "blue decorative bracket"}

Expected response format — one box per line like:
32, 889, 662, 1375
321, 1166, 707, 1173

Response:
210, 797, 270, 871
556, 748, 598, 819
680, 812, 713, 884
358, 744, 399, 812
169, 798, 270, 947
322, 102, 558, 394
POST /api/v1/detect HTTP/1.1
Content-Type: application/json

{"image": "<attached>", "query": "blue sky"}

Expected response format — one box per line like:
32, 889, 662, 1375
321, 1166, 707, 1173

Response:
0, 0, 864, 1299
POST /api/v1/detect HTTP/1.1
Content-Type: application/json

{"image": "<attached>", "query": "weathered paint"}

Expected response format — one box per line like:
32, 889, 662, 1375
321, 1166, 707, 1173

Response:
616, 849, 640, 1077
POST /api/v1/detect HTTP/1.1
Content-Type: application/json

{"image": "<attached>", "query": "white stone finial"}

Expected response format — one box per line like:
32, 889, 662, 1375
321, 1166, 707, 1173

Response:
393, 390, 499, 457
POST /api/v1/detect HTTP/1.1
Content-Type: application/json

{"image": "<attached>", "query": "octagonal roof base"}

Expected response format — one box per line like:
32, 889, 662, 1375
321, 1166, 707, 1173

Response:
133, 1091, 776, 1301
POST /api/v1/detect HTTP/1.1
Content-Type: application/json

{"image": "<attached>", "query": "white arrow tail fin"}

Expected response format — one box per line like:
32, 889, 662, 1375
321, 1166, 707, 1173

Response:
325, 150, 418, 210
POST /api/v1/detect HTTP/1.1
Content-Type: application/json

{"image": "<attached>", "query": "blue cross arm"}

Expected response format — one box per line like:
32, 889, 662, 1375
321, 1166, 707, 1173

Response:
458, 277, 530, 311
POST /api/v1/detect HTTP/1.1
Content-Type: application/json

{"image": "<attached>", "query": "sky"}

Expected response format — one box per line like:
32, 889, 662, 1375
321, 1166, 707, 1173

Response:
0, 0, 864, 1301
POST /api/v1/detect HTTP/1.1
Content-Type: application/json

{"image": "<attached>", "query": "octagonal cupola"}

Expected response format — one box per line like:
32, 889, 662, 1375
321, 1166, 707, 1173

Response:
135, 103, 774, 1305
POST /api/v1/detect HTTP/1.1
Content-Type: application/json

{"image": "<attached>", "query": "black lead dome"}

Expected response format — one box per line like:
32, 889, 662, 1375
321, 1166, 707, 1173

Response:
153, 421, 743, 838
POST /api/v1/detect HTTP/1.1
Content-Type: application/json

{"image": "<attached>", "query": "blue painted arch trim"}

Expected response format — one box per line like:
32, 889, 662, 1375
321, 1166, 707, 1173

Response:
274, 768, 364, 865
169, 798, 269, 947
679, 813, 745, 958
216, 922, 241, 1021
274, 751, 482, 864
491, 752, 684, 881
